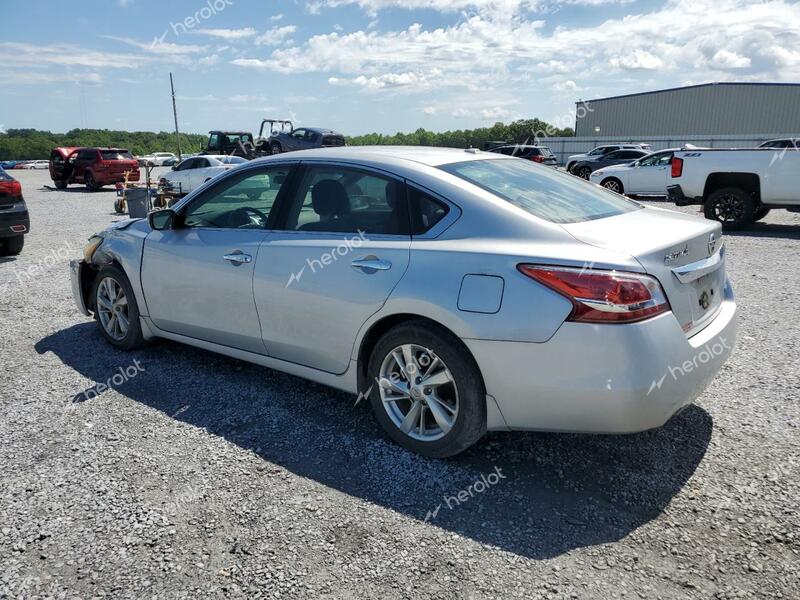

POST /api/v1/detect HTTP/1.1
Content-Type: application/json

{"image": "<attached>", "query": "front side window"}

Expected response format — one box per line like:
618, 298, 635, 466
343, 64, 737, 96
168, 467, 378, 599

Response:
183, 167, 291, 229
282, 166, 408, 235
440, 158, 641, 224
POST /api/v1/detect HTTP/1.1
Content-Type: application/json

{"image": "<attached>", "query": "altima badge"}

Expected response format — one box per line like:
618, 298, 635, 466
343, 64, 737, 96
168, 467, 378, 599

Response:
664, 244, 689, 264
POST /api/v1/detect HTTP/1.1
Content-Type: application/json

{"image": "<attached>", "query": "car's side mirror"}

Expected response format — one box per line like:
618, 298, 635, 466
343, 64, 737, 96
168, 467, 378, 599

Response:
149, 209, 176, 231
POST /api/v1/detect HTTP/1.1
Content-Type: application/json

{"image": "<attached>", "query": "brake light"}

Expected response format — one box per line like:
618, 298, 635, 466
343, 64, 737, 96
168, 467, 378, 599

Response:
671, 157, 683, 178
531, 155, 544, 163
518, 265, 671, 324
0, 181, 22, 198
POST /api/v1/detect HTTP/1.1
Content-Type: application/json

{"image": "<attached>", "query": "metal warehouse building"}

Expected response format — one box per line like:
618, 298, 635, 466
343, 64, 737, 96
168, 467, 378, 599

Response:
575, 82, 800, 137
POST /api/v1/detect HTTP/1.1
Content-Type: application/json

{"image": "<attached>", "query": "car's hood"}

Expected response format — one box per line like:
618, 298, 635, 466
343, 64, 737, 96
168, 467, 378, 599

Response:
591, 163, 632, 174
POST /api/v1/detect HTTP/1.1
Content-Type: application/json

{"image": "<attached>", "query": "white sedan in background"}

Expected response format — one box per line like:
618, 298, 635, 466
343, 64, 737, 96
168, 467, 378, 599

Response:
23, 160, 50, 169
160, 155, 248, 195
589, 149, 679, 196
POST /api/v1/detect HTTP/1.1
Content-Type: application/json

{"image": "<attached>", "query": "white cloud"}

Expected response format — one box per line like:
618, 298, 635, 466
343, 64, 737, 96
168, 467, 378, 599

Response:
193, 28, 258, 40
710, 49, 751, 69
610, 49, 664, 71
255, 25, 298, 46
233, 0, 800, 101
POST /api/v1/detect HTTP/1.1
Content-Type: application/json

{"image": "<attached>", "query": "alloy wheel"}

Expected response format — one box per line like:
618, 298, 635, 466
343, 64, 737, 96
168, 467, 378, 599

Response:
603, 180, 621, 193
712, 193, 745, 224
96, 277, 129, 341
378, 344, 459, 442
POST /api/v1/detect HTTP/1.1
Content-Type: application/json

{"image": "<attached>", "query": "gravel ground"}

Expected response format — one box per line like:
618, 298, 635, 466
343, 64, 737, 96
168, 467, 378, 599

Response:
1, 169, 798, 599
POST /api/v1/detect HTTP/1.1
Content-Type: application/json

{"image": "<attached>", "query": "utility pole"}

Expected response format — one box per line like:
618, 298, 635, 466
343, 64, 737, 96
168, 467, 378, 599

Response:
170, 72, 182, 160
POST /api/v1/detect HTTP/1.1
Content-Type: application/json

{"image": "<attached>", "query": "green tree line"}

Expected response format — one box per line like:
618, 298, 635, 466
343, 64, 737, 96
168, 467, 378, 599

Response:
0, 118, 574, 160
0, 129, 207, 160
347, 119, 574, 148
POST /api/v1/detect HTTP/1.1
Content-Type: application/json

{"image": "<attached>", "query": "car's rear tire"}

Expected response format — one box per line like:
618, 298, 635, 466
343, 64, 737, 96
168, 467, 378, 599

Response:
753, 205, 771, 222
85, 172, 100, 192
91, 265, 146, 351
54, 180, 68, 190
601, 178, 624, 194
703, 187, 755, 229
576, 166, 592, 180
566, 162, 576, 173
270, 142, 282, 154
366, 321, 486, 458
0, 235, 24, 256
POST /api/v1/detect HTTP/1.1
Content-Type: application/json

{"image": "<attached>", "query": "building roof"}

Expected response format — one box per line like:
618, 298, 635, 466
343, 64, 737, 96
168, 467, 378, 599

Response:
578, 82, 800, 105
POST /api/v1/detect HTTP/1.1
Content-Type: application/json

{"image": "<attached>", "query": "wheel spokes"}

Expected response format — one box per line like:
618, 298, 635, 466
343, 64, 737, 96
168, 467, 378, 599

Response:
400, 401, 422, 434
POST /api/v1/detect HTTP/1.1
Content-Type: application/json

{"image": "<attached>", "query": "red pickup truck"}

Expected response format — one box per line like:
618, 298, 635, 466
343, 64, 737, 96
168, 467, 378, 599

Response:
50, 147, 140, 191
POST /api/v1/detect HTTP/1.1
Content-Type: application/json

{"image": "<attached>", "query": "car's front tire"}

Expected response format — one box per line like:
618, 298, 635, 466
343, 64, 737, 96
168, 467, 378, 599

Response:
85, 172, 100, 192
54, 180, 68, 190
367, 321, 486, 458
703, 187, 755, 229
270, 142, 283, 154
753, 205, 771, 222
601, 178, 624, 194
91, 265, 146, 351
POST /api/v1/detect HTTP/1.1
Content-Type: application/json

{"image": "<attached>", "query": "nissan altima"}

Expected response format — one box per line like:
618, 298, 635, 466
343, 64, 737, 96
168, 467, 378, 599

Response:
70, 146, 737, 457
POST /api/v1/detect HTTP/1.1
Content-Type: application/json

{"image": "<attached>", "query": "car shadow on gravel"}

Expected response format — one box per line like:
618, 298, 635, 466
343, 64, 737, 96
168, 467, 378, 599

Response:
36, 323, 713, 561
722, 222, 800, 240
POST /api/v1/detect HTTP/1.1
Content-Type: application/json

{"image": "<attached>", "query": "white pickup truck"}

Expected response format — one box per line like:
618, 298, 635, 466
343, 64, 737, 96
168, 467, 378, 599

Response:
666, 147, 799, 228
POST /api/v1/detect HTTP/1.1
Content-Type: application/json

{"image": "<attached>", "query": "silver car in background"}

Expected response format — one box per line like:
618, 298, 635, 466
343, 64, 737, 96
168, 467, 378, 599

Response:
70, 146, 737, 457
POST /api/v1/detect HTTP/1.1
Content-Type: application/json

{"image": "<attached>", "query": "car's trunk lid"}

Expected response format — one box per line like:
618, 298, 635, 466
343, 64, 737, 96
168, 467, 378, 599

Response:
561, 206, 726, 336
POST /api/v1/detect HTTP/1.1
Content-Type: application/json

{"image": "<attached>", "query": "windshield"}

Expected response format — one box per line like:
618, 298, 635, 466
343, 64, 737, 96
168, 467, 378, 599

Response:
440, 158, 642, 224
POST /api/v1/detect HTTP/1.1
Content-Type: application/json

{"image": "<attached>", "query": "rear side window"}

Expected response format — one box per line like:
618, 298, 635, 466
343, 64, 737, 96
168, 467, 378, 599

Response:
282, 166, 409, 235
101, 150, 134, 160
440, 158, 641, 224
222, 156, 247, 165
409, 188, 449, 235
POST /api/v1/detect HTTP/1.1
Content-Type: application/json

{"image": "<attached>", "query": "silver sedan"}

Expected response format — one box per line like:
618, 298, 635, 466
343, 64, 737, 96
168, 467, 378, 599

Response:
70, 146, 737, 457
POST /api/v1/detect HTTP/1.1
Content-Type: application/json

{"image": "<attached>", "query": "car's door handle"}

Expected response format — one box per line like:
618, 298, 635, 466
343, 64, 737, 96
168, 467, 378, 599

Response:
351, 256, 392, 273
223, 252, 253, 265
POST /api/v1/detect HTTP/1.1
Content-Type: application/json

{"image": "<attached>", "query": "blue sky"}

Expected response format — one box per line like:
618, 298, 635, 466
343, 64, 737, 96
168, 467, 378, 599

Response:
2, 0, 798, 136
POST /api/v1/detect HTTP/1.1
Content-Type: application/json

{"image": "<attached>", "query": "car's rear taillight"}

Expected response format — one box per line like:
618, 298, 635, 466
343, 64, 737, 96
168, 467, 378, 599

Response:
0, 181, 22, 198
671, 157, 683, 178
518, 265, 671, 324
531, 155, 544, 163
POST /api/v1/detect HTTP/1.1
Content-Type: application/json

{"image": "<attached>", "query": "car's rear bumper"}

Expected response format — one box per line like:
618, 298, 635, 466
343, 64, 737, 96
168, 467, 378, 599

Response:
466, 280, 737, 433
667, 184, 701, 206
0, 200, 30, 238
70, 259, 91, 316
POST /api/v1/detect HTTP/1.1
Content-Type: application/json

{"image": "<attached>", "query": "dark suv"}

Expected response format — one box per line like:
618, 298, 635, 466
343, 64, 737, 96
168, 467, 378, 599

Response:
50, 147, 140, 191
0, 167, 29, 256
488, 145, 557, 166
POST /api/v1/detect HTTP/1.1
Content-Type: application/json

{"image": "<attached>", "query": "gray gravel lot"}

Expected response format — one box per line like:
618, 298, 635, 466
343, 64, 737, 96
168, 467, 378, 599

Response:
1, 169, 798, 599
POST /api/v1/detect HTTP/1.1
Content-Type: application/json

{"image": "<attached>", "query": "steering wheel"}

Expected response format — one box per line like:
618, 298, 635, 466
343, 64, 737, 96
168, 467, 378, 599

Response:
232, 206, 269, 228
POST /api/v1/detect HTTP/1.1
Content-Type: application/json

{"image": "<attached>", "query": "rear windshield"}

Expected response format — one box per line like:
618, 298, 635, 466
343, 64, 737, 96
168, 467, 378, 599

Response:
0, 168, 11, 181
101, 150, 134, 160
440, 158, 642, 224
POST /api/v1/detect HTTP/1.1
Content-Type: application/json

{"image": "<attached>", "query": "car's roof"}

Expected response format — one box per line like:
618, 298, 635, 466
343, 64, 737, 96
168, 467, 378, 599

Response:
302, 127, 342, 135
252, 145, 503, 168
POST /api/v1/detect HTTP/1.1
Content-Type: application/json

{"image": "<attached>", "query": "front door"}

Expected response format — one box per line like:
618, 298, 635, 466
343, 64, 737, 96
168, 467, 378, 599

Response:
141, 164, 294, 353
627, 151, 672, 195
254, 163, 412, 374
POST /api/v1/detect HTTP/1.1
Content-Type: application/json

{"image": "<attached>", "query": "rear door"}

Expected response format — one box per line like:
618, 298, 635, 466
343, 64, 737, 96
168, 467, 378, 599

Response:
253, 163, 411, 373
